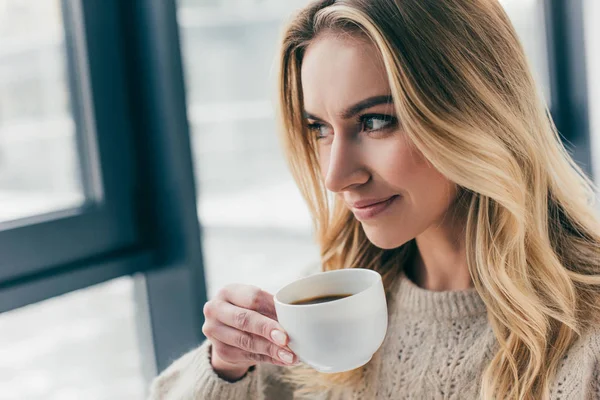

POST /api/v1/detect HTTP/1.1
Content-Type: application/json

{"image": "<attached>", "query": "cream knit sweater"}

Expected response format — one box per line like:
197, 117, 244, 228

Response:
149, 273, 600, 399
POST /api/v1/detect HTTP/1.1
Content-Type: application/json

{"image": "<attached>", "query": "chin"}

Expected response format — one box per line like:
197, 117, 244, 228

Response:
361, 224, 409, 250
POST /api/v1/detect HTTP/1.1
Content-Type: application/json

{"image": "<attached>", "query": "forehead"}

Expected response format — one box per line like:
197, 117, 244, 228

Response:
300, 35, 390, 113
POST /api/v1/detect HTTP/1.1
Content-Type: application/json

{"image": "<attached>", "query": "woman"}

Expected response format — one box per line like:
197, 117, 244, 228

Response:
150, 0, 600, 398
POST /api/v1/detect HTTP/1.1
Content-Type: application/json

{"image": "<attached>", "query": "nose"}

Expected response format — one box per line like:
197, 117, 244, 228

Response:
323, 136, 370, 193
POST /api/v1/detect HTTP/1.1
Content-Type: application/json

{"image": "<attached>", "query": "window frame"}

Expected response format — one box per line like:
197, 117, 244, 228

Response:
0, 0, 208, 377
0, 0, 139, 284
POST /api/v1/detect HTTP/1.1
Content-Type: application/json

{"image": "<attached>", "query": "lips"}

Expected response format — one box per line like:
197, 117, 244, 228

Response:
351, 197, 395, 209
349, 195, 400, 220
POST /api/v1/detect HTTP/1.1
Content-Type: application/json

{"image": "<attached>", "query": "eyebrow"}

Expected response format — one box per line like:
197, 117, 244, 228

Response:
303, 95, 394, 121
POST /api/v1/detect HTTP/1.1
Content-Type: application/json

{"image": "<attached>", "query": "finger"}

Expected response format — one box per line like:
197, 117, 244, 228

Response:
204, 298, 284, 343
212, 340, 290, 367
206, 322, 296, 364
216, 285, 277, 319
214, 301, 290, 346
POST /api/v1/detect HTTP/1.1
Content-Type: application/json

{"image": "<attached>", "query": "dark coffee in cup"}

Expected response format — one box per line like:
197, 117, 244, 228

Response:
291, 294, 351, 305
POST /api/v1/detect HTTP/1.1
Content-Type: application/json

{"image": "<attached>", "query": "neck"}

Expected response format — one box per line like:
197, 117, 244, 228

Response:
407, 206, 473, 292
407, 247, 472, 291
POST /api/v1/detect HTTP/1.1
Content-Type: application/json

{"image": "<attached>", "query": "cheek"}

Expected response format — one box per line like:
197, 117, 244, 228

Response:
405, 154, 454, 204
406, 163, 458, 226
370, 140, 422, 187
375, 143, 456, 220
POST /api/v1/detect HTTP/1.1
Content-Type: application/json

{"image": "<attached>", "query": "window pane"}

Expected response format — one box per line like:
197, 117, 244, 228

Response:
0, 0, 85, 223
0, 277, 146, 400
501, 0, 552, 104
177, 0, 319, 297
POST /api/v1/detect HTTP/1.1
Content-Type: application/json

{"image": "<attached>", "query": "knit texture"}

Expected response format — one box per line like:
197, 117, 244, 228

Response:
149, 273, 600, 399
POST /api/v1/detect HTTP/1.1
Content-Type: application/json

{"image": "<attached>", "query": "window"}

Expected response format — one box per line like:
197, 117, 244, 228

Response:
0, 0, 83, 222
501, 0, 552, 105
0, 2, 152, 395
0, 0, 209, 385
0, 0, 138, 285
0, 277, 146, 400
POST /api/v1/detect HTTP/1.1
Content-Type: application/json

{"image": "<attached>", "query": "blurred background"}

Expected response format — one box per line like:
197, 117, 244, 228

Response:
0, 0, 597, 399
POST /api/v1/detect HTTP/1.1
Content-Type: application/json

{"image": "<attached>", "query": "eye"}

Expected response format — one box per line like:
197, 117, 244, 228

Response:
360, 114, 397, 132
307, 122, 333, 140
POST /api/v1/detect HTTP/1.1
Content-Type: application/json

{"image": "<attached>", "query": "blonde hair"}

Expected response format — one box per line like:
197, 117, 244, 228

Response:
276, 0, 600, 398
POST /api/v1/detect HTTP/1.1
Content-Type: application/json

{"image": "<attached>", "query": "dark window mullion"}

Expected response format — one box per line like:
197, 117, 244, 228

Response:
544, 0, 593, 178
118, 0, 208, 375
76, 0, 137, 221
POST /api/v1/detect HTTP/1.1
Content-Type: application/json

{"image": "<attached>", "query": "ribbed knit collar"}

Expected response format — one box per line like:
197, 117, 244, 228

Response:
395, 272, 488, 319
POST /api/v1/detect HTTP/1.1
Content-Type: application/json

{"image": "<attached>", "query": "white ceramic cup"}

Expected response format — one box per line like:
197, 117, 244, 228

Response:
274, 268, 388, 373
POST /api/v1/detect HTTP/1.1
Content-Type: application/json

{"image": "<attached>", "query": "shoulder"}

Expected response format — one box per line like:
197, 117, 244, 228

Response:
560, 326, 600, 372
569, 325, 600, 362
551, 326, 600, 398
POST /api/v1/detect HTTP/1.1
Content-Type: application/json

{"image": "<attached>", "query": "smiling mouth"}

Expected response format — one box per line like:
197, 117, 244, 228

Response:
351, 195, 400, 220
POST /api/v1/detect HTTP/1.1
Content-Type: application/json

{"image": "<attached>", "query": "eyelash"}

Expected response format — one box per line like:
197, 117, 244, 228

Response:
307, 114, 398, 140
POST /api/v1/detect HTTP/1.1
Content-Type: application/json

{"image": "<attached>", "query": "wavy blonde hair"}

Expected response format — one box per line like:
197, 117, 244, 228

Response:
276, 0, 600, 398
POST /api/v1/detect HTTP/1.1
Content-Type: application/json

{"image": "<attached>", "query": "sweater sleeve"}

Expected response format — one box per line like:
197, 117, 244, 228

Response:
148, 340, 296, 400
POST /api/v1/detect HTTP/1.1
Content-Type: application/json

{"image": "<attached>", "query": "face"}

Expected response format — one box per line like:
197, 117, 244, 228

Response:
301, 34, 459, 249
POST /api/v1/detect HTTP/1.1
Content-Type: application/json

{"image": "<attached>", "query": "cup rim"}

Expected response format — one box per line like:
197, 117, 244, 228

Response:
273, 268, 382, 308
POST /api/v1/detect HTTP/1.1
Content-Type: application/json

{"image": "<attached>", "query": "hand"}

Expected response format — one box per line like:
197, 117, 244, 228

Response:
202, 284, 297, 381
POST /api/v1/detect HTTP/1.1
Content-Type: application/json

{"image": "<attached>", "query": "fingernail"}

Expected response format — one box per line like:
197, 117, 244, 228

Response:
271, 330, 287, 346
279, 349, 294, 364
